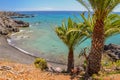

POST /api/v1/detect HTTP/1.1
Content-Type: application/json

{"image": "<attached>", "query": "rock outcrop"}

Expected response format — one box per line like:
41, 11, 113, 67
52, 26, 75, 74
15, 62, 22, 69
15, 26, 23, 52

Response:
0, 11, 34, 18
0, 12, 29, 35
104, 44, 120, 61
14, 20, 29, 27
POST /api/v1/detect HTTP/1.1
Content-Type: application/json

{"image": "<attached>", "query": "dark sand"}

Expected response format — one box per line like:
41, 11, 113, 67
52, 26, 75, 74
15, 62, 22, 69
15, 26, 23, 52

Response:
0, 36, 66, 69
0, 36, 35, 64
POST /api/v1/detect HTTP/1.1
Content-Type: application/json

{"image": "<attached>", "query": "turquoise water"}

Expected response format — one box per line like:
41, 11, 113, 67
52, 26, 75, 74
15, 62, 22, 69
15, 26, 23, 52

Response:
11, 11, 120, 64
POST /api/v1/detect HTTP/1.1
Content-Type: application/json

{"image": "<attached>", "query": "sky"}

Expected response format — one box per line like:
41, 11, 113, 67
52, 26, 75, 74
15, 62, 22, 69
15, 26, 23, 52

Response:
0, 0, 120, 12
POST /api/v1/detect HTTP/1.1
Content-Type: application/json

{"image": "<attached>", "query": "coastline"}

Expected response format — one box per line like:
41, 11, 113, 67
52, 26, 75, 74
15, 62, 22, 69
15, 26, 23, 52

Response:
0, 36, 35, 64
0, 10, 67, 69
7, 38, 38, 58
0, 35, 67, 69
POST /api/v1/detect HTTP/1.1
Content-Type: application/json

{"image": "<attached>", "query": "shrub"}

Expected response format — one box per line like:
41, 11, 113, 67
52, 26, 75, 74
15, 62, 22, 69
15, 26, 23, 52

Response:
34, 58, 48, 70
115, 60, 120, 67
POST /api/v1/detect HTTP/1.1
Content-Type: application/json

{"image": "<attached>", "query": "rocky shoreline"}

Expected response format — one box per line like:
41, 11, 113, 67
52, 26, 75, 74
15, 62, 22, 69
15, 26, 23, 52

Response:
104, 44, 120, 61
0, 11, 34, 18
0, 11, 29, 35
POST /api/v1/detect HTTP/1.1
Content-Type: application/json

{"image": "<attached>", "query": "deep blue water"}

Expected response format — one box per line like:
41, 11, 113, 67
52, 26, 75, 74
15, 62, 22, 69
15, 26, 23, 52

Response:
11, 11, 120, 64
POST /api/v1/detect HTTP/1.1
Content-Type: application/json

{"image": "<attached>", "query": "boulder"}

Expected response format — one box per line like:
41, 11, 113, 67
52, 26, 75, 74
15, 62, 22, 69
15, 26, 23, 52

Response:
55, 67, 63, 73
104, 44, 120, 61
14, 20, 29, 27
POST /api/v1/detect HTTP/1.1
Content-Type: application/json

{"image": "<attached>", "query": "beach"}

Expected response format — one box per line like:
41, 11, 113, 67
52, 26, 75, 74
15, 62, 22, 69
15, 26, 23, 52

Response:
0, 36, 35, 64
0, 36, 67, 69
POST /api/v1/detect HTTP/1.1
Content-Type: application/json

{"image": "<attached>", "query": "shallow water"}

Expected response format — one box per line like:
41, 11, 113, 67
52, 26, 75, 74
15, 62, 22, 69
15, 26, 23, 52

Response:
10, 11, 120, 65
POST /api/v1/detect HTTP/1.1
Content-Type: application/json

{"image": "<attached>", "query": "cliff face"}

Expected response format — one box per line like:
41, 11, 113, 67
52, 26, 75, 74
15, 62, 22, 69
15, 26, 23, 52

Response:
0, 12, 29, 35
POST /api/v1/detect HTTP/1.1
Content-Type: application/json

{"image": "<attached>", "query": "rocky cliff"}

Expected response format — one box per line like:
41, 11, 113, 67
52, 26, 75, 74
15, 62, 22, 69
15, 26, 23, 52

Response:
0, 12, 29, 35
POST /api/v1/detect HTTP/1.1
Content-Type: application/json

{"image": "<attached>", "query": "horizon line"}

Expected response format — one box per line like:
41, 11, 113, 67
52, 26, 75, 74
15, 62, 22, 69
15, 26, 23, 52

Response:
0, 10, 120, 13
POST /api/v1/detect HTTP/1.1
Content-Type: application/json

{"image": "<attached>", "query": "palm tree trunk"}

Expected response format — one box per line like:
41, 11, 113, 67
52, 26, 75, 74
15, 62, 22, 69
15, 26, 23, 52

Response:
67, 48, 74, 73
85, 19, 104, 78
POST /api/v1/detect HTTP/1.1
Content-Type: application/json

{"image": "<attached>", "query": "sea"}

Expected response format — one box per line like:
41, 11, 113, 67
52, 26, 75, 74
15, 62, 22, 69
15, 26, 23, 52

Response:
9, 11, 120, 65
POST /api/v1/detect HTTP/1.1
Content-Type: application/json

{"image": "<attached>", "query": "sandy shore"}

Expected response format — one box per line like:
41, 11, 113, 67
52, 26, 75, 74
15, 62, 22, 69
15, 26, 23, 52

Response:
0, 36, 35, 64
0, 36, 66, 69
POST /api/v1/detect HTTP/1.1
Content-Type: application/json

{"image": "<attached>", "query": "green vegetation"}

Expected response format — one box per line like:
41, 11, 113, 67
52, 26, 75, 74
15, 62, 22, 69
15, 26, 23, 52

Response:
53, 0, 120, 79
77, 13, 120, 39
34, 58, 48, 71
90, 55, 120, 80
55, 18, 89, 73
101, 54, 120, 72
77, 0, 120, 79
104, 14, 120, 38
78, 13, 120, 69
55, 6, 120, 75
115, 60, 120, 67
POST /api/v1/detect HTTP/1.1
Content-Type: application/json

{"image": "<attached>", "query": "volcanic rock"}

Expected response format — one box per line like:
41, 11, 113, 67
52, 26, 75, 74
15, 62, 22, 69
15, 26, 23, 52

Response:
104, 44, 120, 61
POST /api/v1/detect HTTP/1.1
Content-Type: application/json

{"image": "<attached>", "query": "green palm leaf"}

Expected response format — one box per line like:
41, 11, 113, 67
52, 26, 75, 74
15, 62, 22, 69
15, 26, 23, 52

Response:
55, 18, 88, 49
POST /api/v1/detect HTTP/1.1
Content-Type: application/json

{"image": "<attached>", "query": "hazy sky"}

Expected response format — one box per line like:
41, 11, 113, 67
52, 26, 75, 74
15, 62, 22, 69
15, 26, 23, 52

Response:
0, 0, 120, 12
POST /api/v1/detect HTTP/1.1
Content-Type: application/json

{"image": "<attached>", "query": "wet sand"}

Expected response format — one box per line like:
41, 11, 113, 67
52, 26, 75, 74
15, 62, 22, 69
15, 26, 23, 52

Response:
0, 36, 35, 64
0, 36, 66, 69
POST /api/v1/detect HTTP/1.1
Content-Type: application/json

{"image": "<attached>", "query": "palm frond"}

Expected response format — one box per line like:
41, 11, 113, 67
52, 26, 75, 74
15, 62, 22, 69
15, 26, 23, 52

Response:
105, 28, 120, 38
77, 0, 90, 11
77, 0, 120, 19
104, 14, 120, 39
55, 17, 89, 49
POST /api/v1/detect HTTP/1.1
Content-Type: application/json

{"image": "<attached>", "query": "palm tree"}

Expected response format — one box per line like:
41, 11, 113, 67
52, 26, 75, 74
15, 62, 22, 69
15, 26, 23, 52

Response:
80, 13, 120, 39
55, 18, 89, 73
70, 13, 120, 66
71, 13, 120, 41
77, 0, 120, 78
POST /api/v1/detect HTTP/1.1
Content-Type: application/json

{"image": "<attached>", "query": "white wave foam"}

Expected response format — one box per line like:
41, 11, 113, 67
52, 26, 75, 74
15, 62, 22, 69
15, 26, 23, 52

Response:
6, 39, 64, 64
11, 30, 24, 36
7, 38, 36, 57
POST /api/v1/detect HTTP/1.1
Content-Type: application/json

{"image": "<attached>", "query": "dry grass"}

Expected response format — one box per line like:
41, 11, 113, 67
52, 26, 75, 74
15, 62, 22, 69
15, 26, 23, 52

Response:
103, 74, 120, 80
0, 61, 120, 80
0, 61, 72, 80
